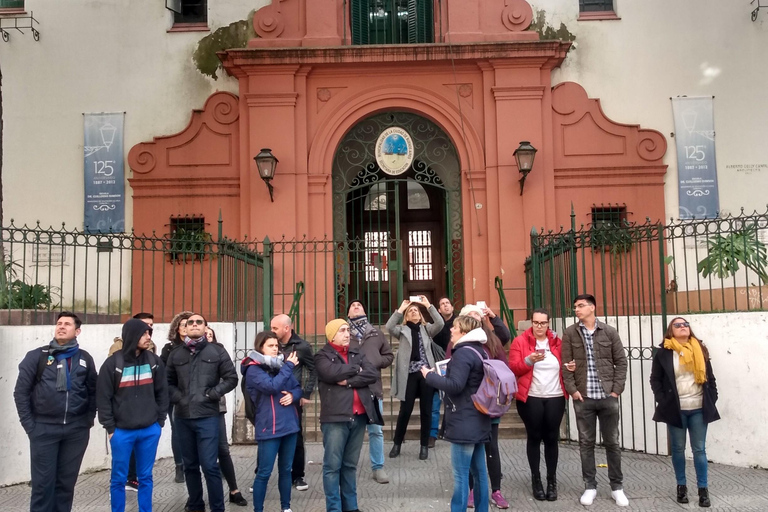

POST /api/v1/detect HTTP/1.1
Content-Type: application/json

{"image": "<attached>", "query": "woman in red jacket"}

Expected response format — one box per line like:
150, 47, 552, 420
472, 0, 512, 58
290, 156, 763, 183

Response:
509, 308, 569, 502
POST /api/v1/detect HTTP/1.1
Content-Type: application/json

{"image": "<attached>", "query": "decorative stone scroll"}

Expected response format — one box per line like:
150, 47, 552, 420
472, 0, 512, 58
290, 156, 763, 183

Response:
501, 0, 533, 32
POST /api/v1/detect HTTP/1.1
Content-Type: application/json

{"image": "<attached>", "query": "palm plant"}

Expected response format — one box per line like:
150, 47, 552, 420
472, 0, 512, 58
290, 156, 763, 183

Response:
697, 223, 768, 284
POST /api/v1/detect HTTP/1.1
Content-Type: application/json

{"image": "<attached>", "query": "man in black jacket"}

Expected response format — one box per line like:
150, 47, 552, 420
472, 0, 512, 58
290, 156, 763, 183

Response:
13, 311, 97, 512
97, 318, 168, 512
347, 299, 394, 484
315, 319, 381, 512
166, 313, 237, 512
270, 313, 317, 491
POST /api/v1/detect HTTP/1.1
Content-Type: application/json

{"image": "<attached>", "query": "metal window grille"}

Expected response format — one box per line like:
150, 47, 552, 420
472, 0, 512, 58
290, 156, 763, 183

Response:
169, 216, 209, 262
579, 0, 614, 12
408, 230, 433, 281
351, 0, 433, 45
0, 0, 24, 8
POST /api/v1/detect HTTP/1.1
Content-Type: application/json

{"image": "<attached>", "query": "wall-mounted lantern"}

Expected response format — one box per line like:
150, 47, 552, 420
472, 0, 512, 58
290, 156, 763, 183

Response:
514, 141, 537, 195
254, 148, 278, 202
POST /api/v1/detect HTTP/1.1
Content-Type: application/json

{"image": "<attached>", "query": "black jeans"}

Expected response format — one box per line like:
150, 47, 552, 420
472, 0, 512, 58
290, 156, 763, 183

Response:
169, 403, 183, 466
29, 422, 91, 512
516, 396, 566, 479
218, 413, 239, 492
468, 422, 502, 492
292, 403, 305, 482
393, 372, 434, 447
176, 415, 225, 512
573, 396, 623, 490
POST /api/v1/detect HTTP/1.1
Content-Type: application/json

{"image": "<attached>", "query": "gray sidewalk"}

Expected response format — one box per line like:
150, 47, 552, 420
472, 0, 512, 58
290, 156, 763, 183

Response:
1, 440, 767, 511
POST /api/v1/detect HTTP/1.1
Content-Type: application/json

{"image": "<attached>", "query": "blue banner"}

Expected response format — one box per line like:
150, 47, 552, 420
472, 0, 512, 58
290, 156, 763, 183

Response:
671, 97, 719, 219
83, 113, 125, 233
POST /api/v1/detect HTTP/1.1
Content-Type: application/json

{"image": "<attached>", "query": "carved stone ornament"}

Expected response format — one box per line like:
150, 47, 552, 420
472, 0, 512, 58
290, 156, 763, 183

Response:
253, 0, 285, 39
501, 0, 533, 32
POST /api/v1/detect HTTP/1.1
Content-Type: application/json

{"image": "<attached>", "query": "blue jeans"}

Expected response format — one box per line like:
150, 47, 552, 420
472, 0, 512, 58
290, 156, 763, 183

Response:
367, 399, 384, 471
253, 433, 297, 512
109, 423, 162, 512
321, 415, 368, 512
669, 409, 708, 488
176, 416, 225, 512
450, 442, 488, 512
430, 391, 442, 438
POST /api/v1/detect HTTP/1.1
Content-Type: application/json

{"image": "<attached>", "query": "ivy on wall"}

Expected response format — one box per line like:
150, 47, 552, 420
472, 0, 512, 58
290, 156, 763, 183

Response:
193, 10, 258, 80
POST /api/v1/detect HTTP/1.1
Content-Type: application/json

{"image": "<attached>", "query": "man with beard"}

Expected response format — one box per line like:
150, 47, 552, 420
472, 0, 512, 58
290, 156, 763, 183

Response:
14, 311, 97, 512
166, 313, 238, 512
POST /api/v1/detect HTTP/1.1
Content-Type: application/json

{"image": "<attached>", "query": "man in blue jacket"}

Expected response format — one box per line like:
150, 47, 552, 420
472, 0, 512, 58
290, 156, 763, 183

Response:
97, 318, 168, 512
13, 311, 98, 512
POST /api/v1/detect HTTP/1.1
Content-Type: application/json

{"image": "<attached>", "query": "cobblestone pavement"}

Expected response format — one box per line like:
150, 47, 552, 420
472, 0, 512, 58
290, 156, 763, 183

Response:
2, 440, 768, 511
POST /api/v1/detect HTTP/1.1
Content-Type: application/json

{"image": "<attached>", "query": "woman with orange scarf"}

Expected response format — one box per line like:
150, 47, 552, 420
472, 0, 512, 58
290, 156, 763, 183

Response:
650, 317, 719, 508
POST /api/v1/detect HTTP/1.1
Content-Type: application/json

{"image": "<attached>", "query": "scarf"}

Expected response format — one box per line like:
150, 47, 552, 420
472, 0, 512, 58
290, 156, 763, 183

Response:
330, 342, 349, 358
349, 315, 369, 341
49, 339, 80, 391
184, 335, 207, 354
407, 322, 429, 373
247, 350, 284, 371
664, 336, 707, 384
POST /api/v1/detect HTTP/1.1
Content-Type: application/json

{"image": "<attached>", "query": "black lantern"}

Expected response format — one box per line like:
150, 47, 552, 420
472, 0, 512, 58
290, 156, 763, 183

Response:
514, 141, 537, 195
254, 148, 278, 202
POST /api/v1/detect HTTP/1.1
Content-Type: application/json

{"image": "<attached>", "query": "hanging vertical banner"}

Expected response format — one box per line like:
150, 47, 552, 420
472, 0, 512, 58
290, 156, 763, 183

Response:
671, 97, 719, 219
83, 112, 125, 232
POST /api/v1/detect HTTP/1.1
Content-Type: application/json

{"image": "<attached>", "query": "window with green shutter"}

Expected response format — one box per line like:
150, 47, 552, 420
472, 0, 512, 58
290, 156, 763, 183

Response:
351, 0, 433, 45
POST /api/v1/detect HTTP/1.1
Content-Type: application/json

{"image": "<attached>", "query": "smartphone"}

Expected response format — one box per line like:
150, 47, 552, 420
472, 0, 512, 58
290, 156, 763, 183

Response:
409, 296, 421, 302
476, 300, 487, 310
536, 348, 546, 355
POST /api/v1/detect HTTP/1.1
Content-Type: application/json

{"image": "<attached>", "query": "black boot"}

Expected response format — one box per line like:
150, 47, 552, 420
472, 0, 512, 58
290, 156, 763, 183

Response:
389, 444, 401, 458
532, 475, 545, 501
698, 487, 710, 508
419, 446, 429, 460
677, 485, 689, 504
174, 464, 185, 483
546, 476, 557, 501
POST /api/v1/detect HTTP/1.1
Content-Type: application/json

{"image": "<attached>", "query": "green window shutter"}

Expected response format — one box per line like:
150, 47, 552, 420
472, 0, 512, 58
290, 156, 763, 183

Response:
411, 0, 433, 43
351, 0, 370, 45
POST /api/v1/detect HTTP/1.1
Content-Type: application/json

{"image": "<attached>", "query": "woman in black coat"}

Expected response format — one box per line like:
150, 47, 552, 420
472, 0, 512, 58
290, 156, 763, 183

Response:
650, 317, 719, 508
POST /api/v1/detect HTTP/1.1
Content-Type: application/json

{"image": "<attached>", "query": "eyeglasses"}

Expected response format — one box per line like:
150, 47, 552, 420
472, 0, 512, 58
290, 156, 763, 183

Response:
672, 322, 690, 328
187, 319, 205, 326
532, 321, 549, 327
573, 303, 591, 310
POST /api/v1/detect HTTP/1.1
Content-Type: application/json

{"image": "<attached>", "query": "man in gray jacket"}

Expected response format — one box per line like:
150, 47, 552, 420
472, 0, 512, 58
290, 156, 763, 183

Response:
348, 299, 394, 484
561, 294, 629, 508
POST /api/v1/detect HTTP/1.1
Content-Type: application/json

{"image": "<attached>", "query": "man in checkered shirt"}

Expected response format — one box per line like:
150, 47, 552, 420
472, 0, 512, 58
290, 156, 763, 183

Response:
561, 294, 628, 507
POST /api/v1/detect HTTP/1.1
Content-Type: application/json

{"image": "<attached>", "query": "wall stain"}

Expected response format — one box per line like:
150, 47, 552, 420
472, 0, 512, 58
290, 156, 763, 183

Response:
530, 9, 576, 46
194, 11, 257, 80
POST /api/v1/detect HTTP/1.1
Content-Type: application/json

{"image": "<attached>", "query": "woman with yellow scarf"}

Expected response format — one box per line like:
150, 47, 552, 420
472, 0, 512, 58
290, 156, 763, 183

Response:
650, 317, 719, 508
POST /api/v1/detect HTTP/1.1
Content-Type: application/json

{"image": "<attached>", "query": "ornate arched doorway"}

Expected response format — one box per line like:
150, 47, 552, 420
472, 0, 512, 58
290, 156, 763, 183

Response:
332, 112, 464, 323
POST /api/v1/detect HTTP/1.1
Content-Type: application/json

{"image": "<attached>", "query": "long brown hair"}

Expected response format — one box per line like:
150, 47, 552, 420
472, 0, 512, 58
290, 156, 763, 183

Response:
167, 311, 193, 342
665, 317, 710, 360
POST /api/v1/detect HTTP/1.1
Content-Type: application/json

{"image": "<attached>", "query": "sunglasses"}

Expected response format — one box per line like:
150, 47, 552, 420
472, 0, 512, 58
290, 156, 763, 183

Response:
145, 328, 153, 336
187, 319, 205, 326
672, 322, 690, 328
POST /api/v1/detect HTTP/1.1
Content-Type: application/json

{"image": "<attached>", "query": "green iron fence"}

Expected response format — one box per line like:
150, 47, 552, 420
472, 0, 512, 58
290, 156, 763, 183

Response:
525, 205, 768, 455
0, 216, 269, 327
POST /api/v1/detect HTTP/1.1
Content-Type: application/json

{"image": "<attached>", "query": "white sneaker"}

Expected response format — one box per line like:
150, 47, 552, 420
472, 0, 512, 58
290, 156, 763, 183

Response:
580, 489, 597, 506
282, 509, 293, 512
611, 489, 629, 507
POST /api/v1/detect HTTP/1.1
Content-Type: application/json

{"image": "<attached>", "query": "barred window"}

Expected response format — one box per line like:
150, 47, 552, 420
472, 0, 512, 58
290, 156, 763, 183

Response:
168, 216, 210, 262
351, 0, 434, 45
579, 0, 614, 12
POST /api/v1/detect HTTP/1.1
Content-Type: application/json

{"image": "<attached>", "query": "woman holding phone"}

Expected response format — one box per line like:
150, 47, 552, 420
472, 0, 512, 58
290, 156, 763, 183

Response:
387, 296, 444, 460
509, 308, 568, 501
650, 317, 719, 507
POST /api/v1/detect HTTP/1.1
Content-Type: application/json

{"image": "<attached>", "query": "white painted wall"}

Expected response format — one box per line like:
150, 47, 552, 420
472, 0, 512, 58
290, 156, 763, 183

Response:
0, 321, 238, 487
555, 311, 768, 468
531, 0, 768, 218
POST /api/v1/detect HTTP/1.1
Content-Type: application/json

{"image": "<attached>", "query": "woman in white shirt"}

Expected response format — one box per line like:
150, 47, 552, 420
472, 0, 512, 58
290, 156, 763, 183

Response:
509, 308, 568, 502
650, 317, 719, 508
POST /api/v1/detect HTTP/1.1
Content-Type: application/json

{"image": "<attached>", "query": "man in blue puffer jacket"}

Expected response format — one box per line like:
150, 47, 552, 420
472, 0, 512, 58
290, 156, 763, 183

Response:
14, 311, 98, 512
